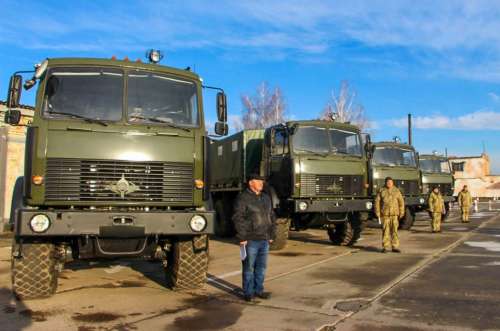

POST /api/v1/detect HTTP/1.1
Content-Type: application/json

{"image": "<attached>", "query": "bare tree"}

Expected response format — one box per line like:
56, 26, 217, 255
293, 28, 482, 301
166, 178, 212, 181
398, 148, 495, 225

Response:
320, 80, 369, 130
239, 82, 287, 130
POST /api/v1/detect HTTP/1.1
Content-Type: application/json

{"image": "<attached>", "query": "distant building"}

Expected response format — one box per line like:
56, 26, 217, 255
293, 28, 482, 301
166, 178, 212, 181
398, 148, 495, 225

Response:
0, 101, 34, 231
449, 153, 500, 198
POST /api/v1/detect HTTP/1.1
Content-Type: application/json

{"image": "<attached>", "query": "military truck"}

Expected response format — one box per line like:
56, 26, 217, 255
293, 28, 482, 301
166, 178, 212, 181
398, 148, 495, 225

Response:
368, 140, 425, 230
209, 120, 373, 249
4, 52, 228, 299
418, 153, 454, 218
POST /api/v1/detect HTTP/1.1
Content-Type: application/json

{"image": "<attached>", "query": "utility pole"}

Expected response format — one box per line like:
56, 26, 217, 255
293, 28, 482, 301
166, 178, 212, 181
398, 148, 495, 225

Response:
408, 113, 412, 145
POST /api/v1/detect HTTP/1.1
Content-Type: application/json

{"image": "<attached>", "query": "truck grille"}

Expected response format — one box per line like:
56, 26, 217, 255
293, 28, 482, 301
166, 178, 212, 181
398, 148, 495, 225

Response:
394, 179, 419, 196
45, 158, 193, 203
431, 183, 453, 196
300, 174, 363, 197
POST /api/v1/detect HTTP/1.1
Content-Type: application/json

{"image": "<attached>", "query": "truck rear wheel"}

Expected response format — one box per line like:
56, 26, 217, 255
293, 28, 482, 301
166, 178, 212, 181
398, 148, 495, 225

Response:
328, 216, 362, 246
214, 199, 233, 237
400, 207, 416, 230
166, 235, 208, 290
270, 218, 290, 251
443, 202, 450, 221
11, 242, 59, 299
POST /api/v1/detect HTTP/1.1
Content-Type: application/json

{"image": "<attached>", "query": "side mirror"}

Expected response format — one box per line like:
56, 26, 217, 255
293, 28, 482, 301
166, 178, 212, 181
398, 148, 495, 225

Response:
214, 122, 228, 136
7, 74, 23, 109
216, 92, 227, 122
4, 109, 22, 125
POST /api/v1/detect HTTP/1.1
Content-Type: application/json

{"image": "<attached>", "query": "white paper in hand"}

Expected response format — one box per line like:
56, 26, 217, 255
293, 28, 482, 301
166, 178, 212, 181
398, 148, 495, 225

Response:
240, 244, 247, 261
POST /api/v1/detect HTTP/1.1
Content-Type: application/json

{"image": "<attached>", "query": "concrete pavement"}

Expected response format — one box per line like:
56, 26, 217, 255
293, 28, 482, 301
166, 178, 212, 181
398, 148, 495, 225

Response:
0, 207, 498, 331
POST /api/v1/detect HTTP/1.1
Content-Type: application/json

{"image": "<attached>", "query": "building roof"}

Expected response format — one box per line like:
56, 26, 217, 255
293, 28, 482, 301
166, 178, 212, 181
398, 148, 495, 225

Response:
0, 100, 35, 111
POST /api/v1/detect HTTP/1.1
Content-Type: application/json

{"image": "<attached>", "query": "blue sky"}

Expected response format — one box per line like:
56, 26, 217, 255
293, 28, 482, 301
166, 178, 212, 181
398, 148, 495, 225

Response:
1, 0, 499, 172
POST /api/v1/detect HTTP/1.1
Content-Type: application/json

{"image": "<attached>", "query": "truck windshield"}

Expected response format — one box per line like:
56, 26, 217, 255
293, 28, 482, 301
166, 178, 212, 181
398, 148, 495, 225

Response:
43, 67, 123, 121
420, 159, 451, 173
293, 126, 362, 156
373, 147, 416, 167
127, 71, 199, 127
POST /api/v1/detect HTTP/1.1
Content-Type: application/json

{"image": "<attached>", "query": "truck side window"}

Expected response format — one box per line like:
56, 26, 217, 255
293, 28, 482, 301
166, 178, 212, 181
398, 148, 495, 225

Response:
272, 129, 289, 155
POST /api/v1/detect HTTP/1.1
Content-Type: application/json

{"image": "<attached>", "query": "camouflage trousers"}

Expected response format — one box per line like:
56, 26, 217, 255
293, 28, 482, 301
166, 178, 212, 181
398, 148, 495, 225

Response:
431, 212, 442, 232
382, 215, 399, 249
461, 207, 470, 222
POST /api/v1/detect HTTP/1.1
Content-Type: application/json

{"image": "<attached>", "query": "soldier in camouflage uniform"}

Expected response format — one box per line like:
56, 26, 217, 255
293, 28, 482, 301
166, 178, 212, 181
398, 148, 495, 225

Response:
428, 187, 445, 233
375, 177, 405, 253
458, 185, 473, 223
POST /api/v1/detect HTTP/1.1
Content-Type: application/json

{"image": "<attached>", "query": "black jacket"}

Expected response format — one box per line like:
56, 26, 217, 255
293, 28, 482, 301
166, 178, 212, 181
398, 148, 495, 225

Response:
232, 188, 277, 241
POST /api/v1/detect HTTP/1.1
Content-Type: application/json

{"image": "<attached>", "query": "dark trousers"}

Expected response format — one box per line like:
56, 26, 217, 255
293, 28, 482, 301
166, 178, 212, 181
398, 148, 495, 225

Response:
242, 240, 269, 297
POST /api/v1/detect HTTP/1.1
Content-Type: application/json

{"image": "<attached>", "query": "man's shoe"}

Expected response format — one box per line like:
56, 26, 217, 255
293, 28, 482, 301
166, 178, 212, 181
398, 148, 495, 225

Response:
244, 295, 254, 302
255, 292, 271, 299
381, 248, 387, 253
392, 248, 401, 253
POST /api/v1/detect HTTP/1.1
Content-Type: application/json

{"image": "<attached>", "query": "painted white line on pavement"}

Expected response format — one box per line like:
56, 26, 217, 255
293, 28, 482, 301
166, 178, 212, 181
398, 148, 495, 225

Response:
211, 270, 242, 279
266, 250, 356, 282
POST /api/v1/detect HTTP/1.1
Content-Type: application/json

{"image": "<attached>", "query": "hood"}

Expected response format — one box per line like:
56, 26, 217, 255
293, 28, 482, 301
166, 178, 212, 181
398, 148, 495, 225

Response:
297, 156, 365, 176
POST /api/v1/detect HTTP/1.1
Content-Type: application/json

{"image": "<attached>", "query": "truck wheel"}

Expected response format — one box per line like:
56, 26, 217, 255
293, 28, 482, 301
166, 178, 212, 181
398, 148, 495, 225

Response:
214, 199, 232, 237
270, 218, 290, 251
443, 202, 450, 221
11, 242, 59, 299
166, 235, 208, 290
400, 207, 415, 230
328, 216, 362, 246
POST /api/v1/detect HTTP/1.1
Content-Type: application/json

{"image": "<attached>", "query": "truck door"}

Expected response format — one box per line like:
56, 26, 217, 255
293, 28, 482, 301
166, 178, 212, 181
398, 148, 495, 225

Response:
269, 127, 291, 198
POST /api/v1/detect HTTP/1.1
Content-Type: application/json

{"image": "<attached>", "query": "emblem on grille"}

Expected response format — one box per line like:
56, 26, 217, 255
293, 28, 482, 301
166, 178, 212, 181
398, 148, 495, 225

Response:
105, 174, 139, 198
325, 182, 342, 193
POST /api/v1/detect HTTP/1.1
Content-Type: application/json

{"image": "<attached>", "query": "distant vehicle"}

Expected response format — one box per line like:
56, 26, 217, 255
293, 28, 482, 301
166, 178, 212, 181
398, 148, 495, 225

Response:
367, 139, 425, 230
4, 52, 228, 299
209, 120, 373, 249
418, 154, 454, 218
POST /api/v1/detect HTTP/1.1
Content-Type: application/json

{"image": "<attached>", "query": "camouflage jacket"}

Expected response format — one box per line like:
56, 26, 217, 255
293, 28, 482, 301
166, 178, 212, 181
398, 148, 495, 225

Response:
428, 192, 445, 213
458, 190, 472, 207
375, 186, 405, 218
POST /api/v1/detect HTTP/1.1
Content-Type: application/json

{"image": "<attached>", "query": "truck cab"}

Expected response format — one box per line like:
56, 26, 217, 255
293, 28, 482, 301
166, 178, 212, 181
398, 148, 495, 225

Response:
419, 154, 454, 217
4, 55, 228, 299
369, 141, 425, 229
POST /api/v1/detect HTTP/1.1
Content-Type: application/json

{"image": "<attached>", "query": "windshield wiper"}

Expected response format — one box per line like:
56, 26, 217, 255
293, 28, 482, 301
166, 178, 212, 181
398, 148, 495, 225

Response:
129, 115, 190, 132
48, 111, 108, 126
295, 148, 329, 157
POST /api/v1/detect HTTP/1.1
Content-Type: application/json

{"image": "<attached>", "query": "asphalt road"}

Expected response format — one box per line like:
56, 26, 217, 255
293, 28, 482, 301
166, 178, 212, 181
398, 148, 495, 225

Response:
0, 205, 499, 331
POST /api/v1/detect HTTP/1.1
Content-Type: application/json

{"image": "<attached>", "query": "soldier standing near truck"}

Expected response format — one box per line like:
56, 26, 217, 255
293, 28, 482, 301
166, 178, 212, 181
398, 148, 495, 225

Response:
375, 177, 405, 253
458, 185, 473, 222
428, 186, 445, 233
233, 173, 276, 302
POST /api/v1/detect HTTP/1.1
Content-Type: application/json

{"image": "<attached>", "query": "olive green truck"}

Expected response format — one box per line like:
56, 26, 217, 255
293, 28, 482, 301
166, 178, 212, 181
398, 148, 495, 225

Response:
367, 140, 425, 230
4, 55, 228, 299
418, 154, 454, 218
209, 120, 373, 249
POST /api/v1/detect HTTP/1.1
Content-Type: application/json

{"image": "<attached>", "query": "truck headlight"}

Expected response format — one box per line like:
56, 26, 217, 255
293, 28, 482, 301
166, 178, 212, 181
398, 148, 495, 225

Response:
298, 201, 308, 211
29, 214, 51, 233
190, 215, 207, 232
365, 201, 373, 210
419, 198, 425, 204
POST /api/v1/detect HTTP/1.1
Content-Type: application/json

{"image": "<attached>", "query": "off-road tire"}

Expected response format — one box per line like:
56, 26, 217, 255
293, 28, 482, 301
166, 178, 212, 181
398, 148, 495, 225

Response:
214, 199, 232, 237
270, 218, 290, 251
443, 202, 450, 221
328, 216, 362, 246
166, 235, 208, 290
11, 242, 59, 299
400, 207, 415, 230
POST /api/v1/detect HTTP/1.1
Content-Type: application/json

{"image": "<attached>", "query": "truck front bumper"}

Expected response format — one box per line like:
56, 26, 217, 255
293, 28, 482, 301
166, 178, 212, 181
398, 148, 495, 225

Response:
293, 198, 373, 213
14, 209, 214, 237
405, 196, 426, 206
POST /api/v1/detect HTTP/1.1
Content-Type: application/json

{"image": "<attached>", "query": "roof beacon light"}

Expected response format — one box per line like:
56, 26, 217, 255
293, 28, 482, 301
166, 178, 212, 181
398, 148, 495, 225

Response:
147, 49, 164, 64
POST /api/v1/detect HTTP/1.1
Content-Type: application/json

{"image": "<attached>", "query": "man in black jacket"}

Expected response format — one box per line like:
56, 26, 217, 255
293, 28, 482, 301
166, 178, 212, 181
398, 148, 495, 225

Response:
232, 173, 277, 302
